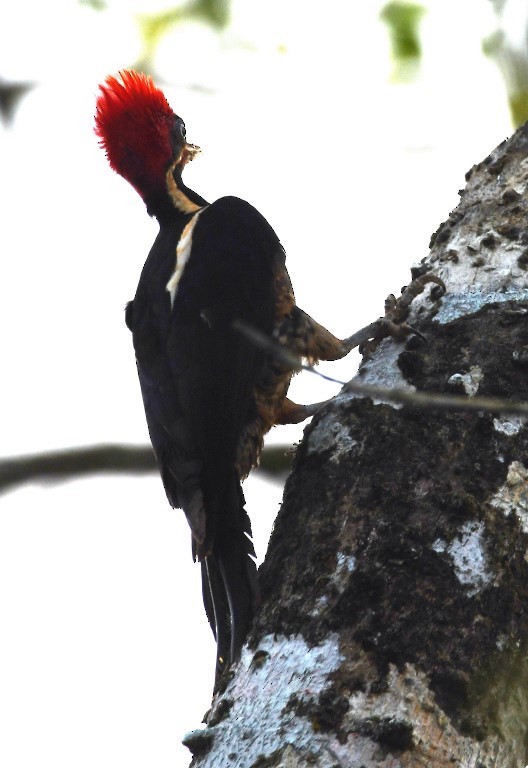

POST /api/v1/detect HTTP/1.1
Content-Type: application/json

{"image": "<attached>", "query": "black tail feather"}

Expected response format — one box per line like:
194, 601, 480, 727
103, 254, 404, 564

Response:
201, 558, 231, 677
199, 474, 259, 681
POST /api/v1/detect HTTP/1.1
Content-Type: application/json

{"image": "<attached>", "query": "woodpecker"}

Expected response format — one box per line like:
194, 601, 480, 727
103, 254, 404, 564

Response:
95, 70, 363, 680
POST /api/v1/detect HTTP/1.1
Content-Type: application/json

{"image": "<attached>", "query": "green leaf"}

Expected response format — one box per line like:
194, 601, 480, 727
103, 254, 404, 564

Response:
137, 7, 185, 62
79, 0, 107, 9
137, 0, 230, 63
192, 0, 230, 30
380, 1, 426, 61
508, 92, 528, 129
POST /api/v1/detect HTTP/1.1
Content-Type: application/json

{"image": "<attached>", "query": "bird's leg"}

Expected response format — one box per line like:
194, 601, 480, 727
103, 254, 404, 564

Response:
266, 313, 399, 426
270, 273, 446, 425
287, 272, 446, 363
275, 397, 332, 424
276, 308, 399, 364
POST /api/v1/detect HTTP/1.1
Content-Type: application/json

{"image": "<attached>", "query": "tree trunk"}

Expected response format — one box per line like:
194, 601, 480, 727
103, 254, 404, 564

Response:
185, 124, 528, 767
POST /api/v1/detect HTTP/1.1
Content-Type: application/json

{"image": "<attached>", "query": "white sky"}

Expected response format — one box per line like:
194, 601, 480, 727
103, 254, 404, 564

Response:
0, 1, 514, 766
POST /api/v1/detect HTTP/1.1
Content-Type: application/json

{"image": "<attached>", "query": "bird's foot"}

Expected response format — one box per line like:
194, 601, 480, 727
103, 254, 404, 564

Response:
342, 272, 446, 359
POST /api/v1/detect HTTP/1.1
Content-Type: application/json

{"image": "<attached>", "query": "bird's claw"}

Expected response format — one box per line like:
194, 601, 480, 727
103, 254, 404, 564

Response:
352, 272, 445, 358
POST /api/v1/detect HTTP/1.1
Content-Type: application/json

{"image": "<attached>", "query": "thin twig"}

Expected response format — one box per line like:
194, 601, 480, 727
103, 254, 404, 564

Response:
343, 380, 528, 417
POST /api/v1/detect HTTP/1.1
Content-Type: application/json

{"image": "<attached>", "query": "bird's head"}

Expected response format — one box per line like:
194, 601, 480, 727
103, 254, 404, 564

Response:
95, 70, 200, 205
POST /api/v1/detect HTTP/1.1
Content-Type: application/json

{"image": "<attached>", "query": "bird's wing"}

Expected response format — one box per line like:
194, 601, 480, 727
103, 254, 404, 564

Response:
130, 197, 282, 548
166, 197, 281, 545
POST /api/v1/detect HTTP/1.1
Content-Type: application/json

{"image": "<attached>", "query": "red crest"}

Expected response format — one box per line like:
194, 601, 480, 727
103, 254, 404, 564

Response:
95, 70, 176, 199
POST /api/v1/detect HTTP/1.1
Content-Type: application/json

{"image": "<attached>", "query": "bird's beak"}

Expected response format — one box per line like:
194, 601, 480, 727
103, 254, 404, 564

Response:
181, 142, 201, 165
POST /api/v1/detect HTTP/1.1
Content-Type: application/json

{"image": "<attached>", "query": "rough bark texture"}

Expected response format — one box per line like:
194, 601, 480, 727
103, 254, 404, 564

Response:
186, 124, 528, 767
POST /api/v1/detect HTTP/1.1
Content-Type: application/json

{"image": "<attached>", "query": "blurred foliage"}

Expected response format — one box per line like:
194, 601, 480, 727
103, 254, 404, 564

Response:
484, 24, 528, 128
0, 79, 33, 124
79, 0, 107, 9
507, 92, 528, 128
137, 0, 230, 69
258, 444, 293, 481
482, 28, 500, 60
380, 1, 425, 81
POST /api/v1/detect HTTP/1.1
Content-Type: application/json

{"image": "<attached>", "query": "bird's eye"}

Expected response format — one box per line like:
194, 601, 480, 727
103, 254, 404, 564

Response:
170, 119, 187, 154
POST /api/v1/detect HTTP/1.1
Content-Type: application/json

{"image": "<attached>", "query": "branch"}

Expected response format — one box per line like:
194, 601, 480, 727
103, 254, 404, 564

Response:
0, 442, 291, 496
0, 444, 156, 495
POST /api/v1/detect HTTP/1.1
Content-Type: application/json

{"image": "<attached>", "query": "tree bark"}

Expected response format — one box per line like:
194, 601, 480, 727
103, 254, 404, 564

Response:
185, 124, 528, 767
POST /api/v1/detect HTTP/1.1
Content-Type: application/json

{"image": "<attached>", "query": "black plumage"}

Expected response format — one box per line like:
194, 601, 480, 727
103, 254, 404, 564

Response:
126, 196, 282, 673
